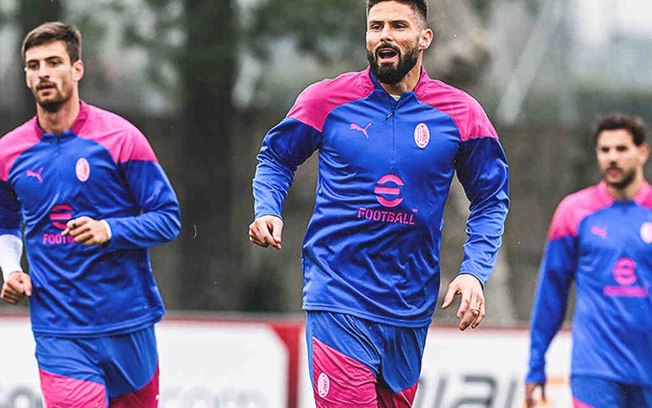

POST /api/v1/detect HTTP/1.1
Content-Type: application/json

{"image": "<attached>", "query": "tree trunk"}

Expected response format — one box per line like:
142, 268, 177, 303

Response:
178, 0, 239, 310
18, 0, 62, 116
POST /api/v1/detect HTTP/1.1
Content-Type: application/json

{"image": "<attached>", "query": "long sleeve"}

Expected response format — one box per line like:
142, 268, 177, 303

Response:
253, 118, 322, 219
103, 131, 180, 250
455, 136, 510, 285
526, 205, 578, 383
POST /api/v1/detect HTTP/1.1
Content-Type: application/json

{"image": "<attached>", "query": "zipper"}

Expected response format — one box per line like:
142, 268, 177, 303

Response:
386, 97, 398, 164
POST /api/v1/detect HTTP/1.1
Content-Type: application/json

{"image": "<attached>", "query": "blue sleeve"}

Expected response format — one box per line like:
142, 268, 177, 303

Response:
455, 137, 510, 284
526, 235, 576, 383
253, 118, 321, 219
104, 161, 181, 250
0, 179, 21, 237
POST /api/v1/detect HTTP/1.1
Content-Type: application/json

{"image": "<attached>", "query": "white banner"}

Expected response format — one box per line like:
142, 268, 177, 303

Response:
0, 317, 289, 408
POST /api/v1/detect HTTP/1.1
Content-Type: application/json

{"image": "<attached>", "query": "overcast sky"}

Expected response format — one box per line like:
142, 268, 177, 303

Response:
575, 0, 652, 44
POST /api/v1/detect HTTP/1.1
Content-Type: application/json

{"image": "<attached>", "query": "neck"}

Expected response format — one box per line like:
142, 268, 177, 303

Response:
378, 61, 423, 96
37, 94, 80, 135
607, 174, 645, 201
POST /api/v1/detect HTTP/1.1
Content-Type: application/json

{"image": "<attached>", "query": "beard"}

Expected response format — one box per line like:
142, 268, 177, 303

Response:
604, 167, 636, 190
39, 98, 65, 113
33, 84, 68, 113
367, 42, 419, 85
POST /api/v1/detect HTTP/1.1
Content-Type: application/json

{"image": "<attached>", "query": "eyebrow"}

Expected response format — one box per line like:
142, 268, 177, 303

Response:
26, 55, 65, 64
368, 18, 411, 25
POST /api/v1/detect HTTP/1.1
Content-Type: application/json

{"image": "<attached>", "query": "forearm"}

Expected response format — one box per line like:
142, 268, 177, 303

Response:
104, 206, 180, 250
253, 159, 294, 219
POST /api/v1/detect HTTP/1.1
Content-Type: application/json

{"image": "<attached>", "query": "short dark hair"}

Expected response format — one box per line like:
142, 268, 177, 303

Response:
593, 112, 648, 146
22, 21, 82, 63
367, 0, 428, 26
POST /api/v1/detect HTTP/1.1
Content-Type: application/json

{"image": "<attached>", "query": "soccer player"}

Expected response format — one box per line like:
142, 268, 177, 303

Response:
525, 113, 652, 408
248, 0, 509, 406
0, 22, 180, 407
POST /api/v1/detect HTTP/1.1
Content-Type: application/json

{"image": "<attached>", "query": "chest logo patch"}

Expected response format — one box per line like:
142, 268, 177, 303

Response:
50, 204, 74, 230
613, 257, 637, 286
414, 123, 430, 148
75, 158, 90, 182
375, 174, 404, 208
350, 122, 371, 138
590, 226, 607, 239
26, 166, 44, 183
641, 222, 652, 244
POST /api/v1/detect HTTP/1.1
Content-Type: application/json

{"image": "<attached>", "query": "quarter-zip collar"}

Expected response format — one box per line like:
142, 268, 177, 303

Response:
597, 179, 652, 205
32, 100, 90, 141
367, 65, 430, 100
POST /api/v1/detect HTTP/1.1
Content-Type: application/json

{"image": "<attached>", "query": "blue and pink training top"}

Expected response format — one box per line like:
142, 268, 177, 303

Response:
0, 101, 180, 336
253, 67, 509, 327
527, 181, 652, 386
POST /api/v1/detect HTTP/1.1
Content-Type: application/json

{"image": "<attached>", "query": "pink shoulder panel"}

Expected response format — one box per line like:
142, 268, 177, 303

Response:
414, 70, 498, 142
76, 102, 158, 164
633, 181, 652, 209
0, 119, 41, 181
548, 183, 614, 240
287, 69, 375, 132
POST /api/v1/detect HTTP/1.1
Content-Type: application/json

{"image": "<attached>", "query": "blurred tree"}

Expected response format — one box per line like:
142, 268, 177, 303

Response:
17, 0, 62, 114
177, 0, 239, 310
175, 0, 365, 311
246, 0, 365, 62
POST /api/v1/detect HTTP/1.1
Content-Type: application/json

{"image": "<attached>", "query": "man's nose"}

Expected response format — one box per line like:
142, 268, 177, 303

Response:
38, 64, 50, 78
607, 150, 620, 160
380, 25, 394, 41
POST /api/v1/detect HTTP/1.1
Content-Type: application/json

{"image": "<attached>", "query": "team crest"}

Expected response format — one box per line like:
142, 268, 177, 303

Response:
317, 372, 330, 398
414, 123, 430, 148
641, 222, 652, 244
75, 158, 90, 182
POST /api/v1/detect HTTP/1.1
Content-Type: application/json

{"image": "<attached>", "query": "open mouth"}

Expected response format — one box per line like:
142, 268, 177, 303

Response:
377, 47, 399, 63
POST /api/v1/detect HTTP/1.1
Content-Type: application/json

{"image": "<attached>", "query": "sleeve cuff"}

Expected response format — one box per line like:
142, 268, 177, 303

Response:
0, 234, 23, 282
101, 220, 113, 241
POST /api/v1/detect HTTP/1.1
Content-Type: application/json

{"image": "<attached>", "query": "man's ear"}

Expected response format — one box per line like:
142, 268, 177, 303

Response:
639, 142, 650, 164
419, 28, 434, 51
72, 59, 84, 82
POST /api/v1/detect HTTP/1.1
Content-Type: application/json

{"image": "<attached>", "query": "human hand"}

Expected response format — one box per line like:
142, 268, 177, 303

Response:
441, 274, 485, 330
1, 271, 32, 304
525, 382, 546, 408
62, 216, 110, 246
248, 215, 283, 250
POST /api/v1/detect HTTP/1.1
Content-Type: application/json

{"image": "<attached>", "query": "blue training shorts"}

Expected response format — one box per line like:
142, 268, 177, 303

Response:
571, 375, 652, 408
306, 311, 428, 407
35, 324, 159, 407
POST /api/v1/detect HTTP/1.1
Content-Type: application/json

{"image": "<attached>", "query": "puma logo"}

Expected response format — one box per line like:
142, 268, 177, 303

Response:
26, 167, 44, 183
350, 122, 372, 138
591, 226, 607, 239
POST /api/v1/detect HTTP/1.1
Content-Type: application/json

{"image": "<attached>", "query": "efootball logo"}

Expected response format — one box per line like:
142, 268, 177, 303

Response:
613, 257, 637, 286
374, 174, 404, 208
49, 204, 74, 230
